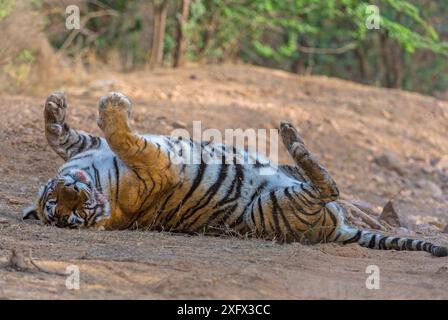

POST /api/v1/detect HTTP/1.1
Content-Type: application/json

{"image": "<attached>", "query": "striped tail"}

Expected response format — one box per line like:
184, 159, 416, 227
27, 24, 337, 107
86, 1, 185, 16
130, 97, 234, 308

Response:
336, 226, 448, 257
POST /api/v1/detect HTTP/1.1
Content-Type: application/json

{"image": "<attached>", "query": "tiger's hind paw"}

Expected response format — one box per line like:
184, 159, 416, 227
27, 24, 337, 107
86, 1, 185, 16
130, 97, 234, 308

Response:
280, 120, 305, 148
280, 121, 313, 161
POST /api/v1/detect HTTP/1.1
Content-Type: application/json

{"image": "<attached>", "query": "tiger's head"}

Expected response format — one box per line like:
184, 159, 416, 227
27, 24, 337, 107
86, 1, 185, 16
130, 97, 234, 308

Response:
23, 169, 110, 228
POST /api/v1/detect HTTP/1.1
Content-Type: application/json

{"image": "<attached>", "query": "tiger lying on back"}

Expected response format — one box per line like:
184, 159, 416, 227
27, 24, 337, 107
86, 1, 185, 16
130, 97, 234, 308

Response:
23, 92, 448, 257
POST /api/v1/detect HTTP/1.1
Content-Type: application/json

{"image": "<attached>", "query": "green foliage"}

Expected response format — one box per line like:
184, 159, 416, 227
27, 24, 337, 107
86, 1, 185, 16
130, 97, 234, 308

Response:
231, 0, 447, 92
45, 0, 448, 94
0, 0, 14, 20
2, 49, 37, 88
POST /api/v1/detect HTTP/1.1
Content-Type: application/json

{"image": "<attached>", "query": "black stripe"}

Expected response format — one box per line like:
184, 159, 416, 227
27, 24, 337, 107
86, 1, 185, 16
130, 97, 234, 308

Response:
325, 209, 338, 239
131, 168, 149, 194
202, 203, 239, 230
38, 183, 51, 210
257, 197, 266, 234
342, 230, 362, 244
108, 169, 113, 206
113, 157, 120, 203
406, 239, 414, 250
60, 132, 71, 146
88, 135, 100, 149
78, 135, 87, 153
269, 191, 282, 237
215, 164, 244, 208
378, 236, 388, 250
286, 187, 320, 215
124, 176, 158, 229
288, 203, 314, 228
70, 153, 93, 162
165, 162, 207, 226
416, 241, 422, 251
157, 186, 183, 226
179, 164, 229, 229
270, 190, 294, 241
65, 135, 82, 155
135, 138, 147, 155
92, 163, 102, 192
164, 137, 174, 149
401, 239, 407, 250
165, 151, 172, 170
318, 209, 327, 241
368, 234, 377, 248
333, 232, 341, 242
391, 237, 400, 250
230, 181, 268, 229
301, 185, 320, 202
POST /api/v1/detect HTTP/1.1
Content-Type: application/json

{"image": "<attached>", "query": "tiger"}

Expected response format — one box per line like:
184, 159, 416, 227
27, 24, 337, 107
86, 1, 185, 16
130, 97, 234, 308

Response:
22, 91, 448, 257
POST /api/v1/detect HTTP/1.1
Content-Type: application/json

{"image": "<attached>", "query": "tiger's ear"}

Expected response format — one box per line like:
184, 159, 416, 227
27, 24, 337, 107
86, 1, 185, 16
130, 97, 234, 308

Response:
22, 205, 39, 220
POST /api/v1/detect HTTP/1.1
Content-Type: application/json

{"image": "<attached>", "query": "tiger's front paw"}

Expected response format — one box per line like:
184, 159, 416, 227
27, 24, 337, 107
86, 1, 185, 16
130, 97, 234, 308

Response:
97, 92, 131, 133
44, 92, 68, 136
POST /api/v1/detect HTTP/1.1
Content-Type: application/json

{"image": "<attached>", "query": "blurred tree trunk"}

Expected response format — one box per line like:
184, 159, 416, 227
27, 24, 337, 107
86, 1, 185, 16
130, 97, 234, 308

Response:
291, 37, 308, 74
148, 0, 168, 69
375, 32, 387, 87
174, 0, 191, 68
291, 56, 305, 74
198, 11, 219, 58
355, 45, 370, 83
382, 36, 404, 88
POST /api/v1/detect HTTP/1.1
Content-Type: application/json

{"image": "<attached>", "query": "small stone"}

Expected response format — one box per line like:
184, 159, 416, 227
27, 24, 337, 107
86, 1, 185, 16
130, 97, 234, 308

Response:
414, 223, 440, 235
372, 175, 385, 184
6, 249, 29, 271
350, 199, 380, 216
171, 121, 187, 129
373, 152, 405, 175
442, 224, 448, 234
89, 79, 116, 90
379, 200, 401, 227
399, 189, 413, 198
394, 227, 415, 236
430, 157, 440, 166
435, 155, 448, 171
421, 166, 435, 174
416, 179, 443, 198
7, 197, 23, 205
436, 266, 448, 274
381, 110, 393, 120
157, 91, 168, 100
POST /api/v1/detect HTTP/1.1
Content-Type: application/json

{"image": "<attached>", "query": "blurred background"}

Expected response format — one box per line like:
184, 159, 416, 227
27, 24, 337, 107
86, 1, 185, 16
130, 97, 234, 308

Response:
0, 0, 447, 97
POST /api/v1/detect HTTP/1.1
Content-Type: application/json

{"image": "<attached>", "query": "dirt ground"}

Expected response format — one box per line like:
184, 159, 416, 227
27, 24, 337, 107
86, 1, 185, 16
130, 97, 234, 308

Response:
1, 64, 448, 299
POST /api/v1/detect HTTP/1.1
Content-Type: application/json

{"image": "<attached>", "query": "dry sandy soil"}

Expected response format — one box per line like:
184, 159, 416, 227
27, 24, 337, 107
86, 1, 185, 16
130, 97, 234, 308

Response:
1, 64, 448, 299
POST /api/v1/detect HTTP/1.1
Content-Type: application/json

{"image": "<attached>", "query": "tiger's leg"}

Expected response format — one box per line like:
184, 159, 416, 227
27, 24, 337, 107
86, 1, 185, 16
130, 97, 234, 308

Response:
248, 185, 337, 243
97, 92, 172, 174
44, 92, 102, 160
279, 121, 339, 203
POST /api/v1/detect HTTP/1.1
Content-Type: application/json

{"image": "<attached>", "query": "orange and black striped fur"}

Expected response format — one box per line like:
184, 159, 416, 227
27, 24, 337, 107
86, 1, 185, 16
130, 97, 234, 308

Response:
23, 92, 448, 257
